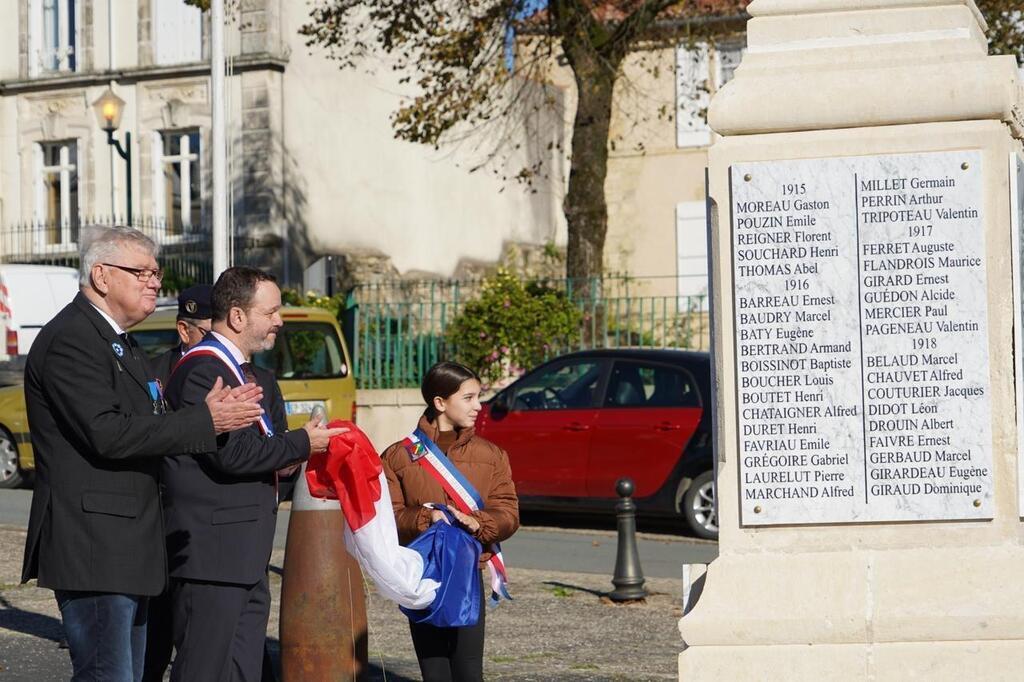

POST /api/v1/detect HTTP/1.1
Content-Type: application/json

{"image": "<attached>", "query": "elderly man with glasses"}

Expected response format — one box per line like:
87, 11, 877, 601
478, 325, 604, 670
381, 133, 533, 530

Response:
21, 225, 266, 682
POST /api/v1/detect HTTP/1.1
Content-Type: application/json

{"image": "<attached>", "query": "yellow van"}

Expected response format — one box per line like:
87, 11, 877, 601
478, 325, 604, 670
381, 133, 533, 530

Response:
0, 305, 356, 488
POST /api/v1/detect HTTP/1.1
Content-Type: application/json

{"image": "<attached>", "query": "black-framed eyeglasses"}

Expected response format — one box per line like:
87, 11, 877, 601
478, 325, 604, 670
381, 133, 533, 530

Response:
184, 320, 210, 338
102, 263, 164, 282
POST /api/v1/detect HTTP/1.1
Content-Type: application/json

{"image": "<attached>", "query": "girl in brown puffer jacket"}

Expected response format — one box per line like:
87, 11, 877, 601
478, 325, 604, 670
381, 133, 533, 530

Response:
381, 361, 520, 682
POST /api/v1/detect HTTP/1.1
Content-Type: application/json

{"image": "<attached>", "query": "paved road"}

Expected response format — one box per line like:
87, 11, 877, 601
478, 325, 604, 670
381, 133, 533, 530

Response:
3, 488, 717, 580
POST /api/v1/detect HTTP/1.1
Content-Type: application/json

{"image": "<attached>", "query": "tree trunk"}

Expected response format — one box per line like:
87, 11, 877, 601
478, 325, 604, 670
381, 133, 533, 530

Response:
564, 55, 617, 300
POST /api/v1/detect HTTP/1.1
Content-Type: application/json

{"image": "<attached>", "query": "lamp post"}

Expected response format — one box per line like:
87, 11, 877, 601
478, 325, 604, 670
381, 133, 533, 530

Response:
92, 86, 132, 224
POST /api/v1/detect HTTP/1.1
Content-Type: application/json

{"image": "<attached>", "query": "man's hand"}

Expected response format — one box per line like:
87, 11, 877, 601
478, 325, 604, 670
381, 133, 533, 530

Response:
302, 414, 349, 454
205, 376, 265, 434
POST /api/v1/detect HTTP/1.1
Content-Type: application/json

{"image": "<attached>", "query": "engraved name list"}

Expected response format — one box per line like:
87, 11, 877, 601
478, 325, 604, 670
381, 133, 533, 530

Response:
731, 151, 993, 525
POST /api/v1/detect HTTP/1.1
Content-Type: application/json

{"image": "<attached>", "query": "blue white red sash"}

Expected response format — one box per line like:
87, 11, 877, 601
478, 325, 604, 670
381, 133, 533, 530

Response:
403, 428, 511, 606
172, 335, 274, 436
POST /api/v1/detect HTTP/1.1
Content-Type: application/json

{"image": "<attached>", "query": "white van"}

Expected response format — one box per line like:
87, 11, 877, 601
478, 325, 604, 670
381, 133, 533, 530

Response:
0, 264, 80, 359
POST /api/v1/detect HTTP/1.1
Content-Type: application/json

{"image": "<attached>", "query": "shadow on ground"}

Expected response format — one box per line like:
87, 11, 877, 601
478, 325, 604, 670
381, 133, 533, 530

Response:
0, 594, 63, 643
264, 637, 417, 682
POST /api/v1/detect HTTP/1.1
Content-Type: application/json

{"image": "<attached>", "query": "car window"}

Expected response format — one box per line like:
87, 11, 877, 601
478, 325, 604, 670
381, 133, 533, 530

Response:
134, 321, 348, 380
135, 329, 181, 360
510, 360, 602, 411
605, 361, 701, 408
254, 322, 348, 380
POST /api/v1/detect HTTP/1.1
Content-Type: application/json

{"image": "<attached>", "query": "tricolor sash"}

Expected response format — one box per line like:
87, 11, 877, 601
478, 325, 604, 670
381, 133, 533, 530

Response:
172, 335, 274, 436
403, 428, 511, 606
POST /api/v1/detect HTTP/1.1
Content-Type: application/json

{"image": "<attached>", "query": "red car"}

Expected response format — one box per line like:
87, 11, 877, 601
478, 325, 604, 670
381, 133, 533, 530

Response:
475, 349, 716, 539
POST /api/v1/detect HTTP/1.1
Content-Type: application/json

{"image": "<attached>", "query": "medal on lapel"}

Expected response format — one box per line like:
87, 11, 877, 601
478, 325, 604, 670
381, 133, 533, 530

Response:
148, 379, 167, 415
111, 341, 125, 358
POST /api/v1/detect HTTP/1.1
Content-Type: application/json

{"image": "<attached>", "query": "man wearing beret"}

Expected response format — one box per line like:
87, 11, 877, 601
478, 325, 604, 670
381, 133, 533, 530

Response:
142, 283, 214, 681
151, 284, 214, 385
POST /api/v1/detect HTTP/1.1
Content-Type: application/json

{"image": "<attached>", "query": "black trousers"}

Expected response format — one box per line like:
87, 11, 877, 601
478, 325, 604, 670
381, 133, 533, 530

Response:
141, 589, 174, 682
169, 576, 271, 682
143, 587, 278, 682
409, 576, 487, 682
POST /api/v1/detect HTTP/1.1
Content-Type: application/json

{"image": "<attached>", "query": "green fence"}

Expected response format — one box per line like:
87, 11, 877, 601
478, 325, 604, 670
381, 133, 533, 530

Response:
352, 275, 709, 389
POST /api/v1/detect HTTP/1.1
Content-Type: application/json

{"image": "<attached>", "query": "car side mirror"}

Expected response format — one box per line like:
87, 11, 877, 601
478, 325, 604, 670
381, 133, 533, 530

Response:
490, 397, 509, 419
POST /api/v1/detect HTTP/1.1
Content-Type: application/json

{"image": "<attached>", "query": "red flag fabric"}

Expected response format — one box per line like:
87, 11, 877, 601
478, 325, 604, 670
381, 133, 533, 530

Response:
305, 420, 383, 532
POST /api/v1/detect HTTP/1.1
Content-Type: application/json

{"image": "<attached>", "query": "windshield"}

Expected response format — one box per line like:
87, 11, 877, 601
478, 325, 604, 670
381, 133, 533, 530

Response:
253, 322, 347, 380
135, 321, 348, 381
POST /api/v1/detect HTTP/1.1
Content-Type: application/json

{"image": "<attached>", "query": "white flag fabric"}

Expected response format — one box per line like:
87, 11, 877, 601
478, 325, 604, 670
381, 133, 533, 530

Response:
342, 471, 439, 609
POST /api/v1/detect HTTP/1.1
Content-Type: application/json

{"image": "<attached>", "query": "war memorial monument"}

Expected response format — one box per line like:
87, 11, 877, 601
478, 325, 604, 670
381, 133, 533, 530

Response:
679, 0, 1024, 677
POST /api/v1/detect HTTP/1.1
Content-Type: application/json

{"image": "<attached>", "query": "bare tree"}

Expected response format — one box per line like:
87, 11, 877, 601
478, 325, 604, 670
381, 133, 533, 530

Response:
299, 1, 748, 292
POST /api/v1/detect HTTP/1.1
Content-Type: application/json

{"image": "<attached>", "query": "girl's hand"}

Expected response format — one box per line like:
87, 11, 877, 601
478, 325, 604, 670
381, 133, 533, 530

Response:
449, 508, 481, 534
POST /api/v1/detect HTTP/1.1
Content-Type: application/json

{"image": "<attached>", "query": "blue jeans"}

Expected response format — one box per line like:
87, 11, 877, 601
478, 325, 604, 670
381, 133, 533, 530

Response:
55, 590, 149, 682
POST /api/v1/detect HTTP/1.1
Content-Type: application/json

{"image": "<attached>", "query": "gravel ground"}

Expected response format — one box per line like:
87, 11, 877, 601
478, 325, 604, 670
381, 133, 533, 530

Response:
0, 525, 685, 681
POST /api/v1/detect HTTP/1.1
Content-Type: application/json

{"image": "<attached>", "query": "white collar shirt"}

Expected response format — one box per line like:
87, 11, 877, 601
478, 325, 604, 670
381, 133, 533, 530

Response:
89, 303, 126, 335
210, 331, 248, 365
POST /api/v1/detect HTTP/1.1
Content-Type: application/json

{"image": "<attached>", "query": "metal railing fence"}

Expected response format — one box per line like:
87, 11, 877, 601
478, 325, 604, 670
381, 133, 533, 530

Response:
0, 216, 263, 294
353, 274, 710, 389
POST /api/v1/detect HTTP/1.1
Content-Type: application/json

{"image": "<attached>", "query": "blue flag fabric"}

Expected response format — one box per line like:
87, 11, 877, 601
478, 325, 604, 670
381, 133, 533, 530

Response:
400, 506, 482, 628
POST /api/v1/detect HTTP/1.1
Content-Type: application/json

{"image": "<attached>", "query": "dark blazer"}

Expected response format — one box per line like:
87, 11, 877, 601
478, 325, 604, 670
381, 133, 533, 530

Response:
162, 351, 309, 585
21, 293, 217, 595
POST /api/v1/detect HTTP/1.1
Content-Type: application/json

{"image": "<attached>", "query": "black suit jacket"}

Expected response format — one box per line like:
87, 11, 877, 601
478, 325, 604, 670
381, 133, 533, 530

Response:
21, 293, 217, 594
162, 351, 310, 584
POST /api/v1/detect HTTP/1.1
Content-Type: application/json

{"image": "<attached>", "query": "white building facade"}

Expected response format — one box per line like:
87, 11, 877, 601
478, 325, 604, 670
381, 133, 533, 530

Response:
0, 0, 740, 291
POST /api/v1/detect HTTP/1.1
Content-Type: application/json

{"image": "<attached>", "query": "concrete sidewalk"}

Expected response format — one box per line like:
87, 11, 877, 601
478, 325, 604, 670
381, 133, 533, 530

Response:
0, 525, 686, 680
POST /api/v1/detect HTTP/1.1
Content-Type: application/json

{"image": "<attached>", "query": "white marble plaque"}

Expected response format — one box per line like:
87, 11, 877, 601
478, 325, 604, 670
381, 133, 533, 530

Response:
731, 150, 993, 525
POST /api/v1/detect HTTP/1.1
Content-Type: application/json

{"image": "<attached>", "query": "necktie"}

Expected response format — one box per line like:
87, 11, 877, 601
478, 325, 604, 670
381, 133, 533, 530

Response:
240, 362, 257, 385
118, 332, 137, 359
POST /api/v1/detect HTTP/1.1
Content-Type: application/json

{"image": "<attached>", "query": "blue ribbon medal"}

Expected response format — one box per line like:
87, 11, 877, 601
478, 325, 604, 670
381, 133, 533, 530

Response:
148, 379, 166, 415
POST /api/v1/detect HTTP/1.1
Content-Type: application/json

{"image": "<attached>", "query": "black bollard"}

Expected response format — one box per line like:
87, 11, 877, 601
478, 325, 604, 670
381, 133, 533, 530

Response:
609, 478, 647, 601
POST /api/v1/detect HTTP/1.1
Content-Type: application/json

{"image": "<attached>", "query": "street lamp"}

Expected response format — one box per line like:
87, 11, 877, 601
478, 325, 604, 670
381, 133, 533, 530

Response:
92, 86, 132, 223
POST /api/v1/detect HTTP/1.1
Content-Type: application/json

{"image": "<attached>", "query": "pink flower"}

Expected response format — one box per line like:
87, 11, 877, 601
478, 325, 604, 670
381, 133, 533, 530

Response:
503, 299, 511, 308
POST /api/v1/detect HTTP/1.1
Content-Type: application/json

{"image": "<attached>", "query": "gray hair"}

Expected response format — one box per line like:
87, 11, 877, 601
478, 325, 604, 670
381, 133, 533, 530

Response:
79, 225, 160, 286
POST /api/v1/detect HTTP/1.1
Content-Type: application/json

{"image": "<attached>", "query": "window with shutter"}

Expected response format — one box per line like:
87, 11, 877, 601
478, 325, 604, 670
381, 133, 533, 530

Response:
34, 140, 80, 249
153, 0, 203, 65
675, 43, 711, 148
30, 0, 78, 75
675, 41, 746, 149
676, 201, 709, 311
157, 130, 202, 237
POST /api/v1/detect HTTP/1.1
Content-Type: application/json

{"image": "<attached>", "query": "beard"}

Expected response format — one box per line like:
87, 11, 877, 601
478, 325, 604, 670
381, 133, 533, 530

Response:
259, 330, 278, 352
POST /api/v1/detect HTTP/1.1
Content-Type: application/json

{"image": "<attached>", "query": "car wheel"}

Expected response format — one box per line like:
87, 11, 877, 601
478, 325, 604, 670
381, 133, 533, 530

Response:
0, 429, 23, 489
682, 470, 717, 540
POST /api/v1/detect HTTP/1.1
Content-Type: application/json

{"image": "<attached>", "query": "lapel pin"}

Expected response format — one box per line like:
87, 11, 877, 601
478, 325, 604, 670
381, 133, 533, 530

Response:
111, 341, 125, 358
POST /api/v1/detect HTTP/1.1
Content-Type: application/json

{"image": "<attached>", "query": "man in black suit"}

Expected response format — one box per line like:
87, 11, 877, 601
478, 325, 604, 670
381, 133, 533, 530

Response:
162, 266, 345, 682
21, 226, 266, 682
142, 283, 213, 682
151, 284, 214, 384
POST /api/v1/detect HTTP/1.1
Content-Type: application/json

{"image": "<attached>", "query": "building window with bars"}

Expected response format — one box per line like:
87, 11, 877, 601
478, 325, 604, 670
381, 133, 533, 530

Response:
34, 140, 80, 248
29, 0, 79, 75
153, 129, 201, 236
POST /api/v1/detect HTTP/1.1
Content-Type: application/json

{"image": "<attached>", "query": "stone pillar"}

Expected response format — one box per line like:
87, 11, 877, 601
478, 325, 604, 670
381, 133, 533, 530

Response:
680, 0, 1024, 677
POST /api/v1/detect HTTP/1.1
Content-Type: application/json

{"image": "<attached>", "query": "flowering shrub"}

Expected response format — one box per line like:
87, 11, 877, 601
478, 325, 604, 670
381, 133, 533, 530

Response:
281, 288, 344, 316
446, 270, 582, 387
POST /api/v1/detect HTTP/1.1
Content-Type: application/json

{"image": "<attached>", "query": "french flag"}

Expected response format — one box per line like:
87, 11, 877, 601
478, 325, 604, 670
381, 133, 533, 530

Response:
306, 421, 439, 610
